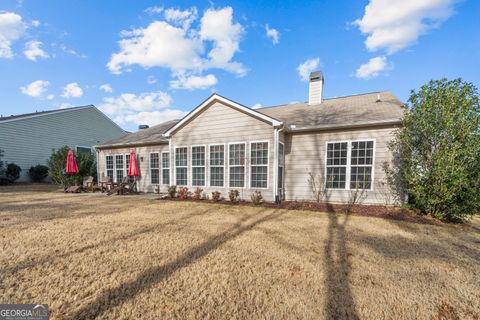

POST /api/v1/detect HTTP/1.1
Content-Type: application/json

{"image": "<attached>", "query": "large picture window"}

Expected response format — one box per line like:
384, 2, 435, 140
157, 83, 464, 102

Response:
325, 140, 374, 190
106, 155, 114, 181
229, 143, 246, 187
162, 152, 170, 185
250, 142, 268, 188
150, 153, 159, 184
191, 146, 205, 186
350, 141, 374, 189
210, 145, 224, 187
175, 147, 188, 186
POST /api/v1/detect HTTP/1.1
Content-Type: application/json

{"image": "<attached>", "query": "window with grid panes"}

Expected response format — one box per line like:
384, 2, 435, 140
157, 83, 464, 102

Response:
229, 143, 245, 187
210, 145, 224, 187
162, 152, 170, 185
191, 146, 205, 186
150, 153, 159, 184
175, 147, 188, 185
106, 155, 114, 180
350, 141, 374, 189
325, 142, 348, 189
250, 142, 268, 188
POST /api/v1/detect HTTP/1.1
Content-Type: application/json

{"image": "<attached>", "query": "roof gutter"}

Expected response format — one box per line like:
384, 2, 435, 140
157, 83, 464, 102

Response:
94, 140, 169, 150
288, 119, 402, 133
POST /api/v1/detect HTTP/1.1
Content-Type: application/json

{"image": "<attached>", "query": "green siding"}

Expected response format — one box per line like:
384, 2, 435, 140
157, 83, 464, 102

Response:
0, 107, 126, 181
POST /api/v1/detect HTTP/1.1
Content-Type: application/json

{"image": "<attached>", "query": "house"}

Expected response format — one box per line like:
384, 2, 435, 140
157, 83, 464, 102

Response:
0, 105, 126, 181
96, 72, 405, 204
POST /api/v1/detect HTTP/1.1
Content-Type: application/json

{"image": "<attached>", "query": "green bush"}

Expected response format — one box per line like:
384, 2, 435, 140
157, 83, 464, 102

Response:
47, 146, 96, 187
387, 78, 480, 221
29, 165, 49, 182
6, 163, 21, 182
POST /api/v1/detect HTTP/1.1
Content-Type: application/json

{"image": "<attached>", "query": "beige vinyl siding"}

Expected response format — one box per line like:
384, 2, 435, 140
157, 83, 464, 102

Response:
284, 126, 398, 205
171, 101, 275, 201
0, 107, 125, 181
97, 144, 169, 193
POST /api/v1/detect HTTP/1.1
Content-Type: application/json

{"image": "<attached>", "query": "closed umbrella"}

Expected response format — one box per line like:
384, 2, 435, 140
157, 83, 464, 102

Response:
66, 150, 79, 175
128, 150, 139, 177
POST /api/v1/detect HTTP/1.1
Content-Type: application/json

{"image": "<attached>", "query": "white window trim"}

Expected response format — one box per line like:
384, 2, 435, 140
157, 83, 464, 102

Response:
324, 139, 376, 191
249, 140, 269, 189
278, 141, 285, 194
174, 146, 188, 186
208, 143, 226, 188
149, 152, 160, 185
228, 141, 247, 189
108, 153, 129, 183
105, 154, 114, 181
191, 145, 207, 187
161, 151, 170, 185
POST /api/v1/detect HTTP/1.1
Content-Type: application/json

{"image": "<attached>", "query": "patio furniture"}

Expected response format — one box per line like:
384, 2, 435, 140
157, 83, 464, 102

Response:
82, 176, 94, 192
106, 176, 137, 196
98, 176, 112, 193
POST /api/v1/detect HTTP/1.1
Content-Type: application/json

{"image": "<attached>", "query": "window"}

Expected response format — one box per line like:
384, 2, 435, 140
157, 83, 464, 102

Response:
150, 153, 159, 184
250, 142, 268, 188
162, 152, 170, 185
210, 145, 224, 187
325, 140, 374, 190
76, 146, 92, 155
278, 142, 285, 197
191, 146, 205, 186
106, 155, 114, 181
175, 147, 188, 185
229, 143, 246, 187
350, 141, 374, 189
115, 154, 125, 183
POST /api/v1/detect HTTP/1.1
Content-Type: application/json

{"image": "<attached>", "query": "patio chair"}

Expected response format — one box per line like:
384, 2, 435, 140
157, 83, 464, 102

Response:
106, 176, 137, 196
81, 176, 94, 192
98, 176, 112, 193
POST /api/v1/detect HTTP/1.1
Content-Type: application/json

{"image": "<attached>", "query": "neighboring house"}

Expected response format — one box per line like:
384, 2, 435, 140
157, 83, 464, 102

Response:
0, 105, 126, 181
96, 72, 405, 204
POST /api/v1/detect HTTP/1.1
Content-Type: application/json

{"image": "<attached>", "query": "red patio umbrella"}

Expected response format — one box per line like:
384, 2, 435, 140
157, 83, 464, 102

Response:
128, 150, 139, 177
66, 150, 79, 175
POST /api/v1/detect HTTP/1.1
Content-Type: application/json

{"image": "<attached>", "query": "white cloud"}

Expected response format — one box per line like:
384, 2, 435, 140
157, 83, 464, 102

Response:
20, 80, 49, 97
354, 0, 457, 54
108, 6, 246, 86
47, 94, 54, 100
99, 90, 184, 127
0, 12, 26, 58
116, 109, 187, 127
252, 103, 262, 109
62, 82, 83, 98
23, 40, 49, 61
57, 102, 75, 109
31, 20, 40, 27
199, 7, 245, 77
145, 6, 163, 15
99, 83, 113, 93
164, 7, 197, 30
170, 74, 217, 90
355, 56, 391, 79
265, 24, 280, 44
297, 58, 321, 81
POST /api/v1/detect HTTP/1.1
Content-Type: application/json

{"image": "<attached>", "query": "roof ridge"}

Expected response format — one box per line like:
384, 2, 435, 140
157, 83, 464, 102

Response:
0, 104, 95, 122
257, 91, 389, 111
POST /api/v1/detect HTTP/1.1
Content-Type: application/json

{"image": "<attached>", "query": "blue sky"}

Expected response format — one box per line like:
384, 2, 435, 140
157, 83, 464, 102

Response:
1, 0, 479, 131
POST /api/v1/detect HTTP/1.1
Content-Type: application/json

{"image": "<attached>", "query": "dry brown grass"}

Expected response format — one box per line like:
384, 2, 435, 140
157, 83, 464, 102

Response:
0, 184, 479, 320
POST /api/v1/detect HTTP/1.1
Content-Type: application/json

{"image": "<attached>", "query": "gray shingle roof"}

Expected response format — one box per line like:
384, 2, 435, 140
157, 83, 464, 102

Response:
256, 91, 404, 130
96, 91, 404, 148
96, 119, 179, 148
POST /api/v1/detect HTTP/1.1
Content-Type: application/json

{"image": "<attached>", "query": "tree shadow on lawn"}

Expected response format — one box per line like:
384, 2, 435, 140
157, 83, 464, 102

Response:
68, 208, 283, 320
1, 208, 212, 275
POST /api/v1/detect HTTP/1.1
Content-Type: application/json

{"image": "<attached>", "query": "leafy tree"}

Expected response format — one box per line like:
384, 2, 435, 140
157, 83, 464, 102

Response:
5, 163, 21, 182
387, 78, 480, 221
47, 146, 97, 187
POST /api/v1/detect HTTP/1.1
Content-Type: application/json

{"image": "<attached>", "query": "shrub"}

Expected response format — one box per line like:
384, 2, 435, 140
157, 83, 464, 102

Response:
193, 187, 203, 200
250, 190, 263, 205
47, 146, 96, 187
29, 165, 49, 182
178, 187, 189, 200
211, 191, 221, 202
387, 78, 480, 221
5, 163, 21, 182
307, 172, 326, 202
168, 185, 177, 198
228, 189, 240, 203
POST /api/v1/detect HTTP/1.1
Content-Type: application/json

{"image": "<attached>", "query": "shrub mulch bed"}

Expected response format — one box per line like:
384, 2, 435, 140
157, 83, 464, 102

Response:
156, 196, 450, 227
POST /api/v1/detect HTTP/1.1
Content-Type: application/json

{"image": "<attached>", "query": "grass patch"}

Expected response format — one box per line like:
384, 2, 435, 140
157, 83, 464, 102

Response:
0, 185, 479, 319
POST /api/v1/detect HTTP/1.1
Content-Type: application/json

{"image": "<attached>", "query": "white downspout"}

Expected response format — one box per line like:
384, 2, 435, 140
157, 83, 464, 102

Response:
273, 128, 278, 202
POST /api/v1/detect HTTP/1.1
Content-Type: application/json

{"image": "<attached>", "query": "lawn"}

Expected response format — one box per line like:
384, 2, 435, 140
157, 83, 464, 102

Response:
0, 185, 479, 320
